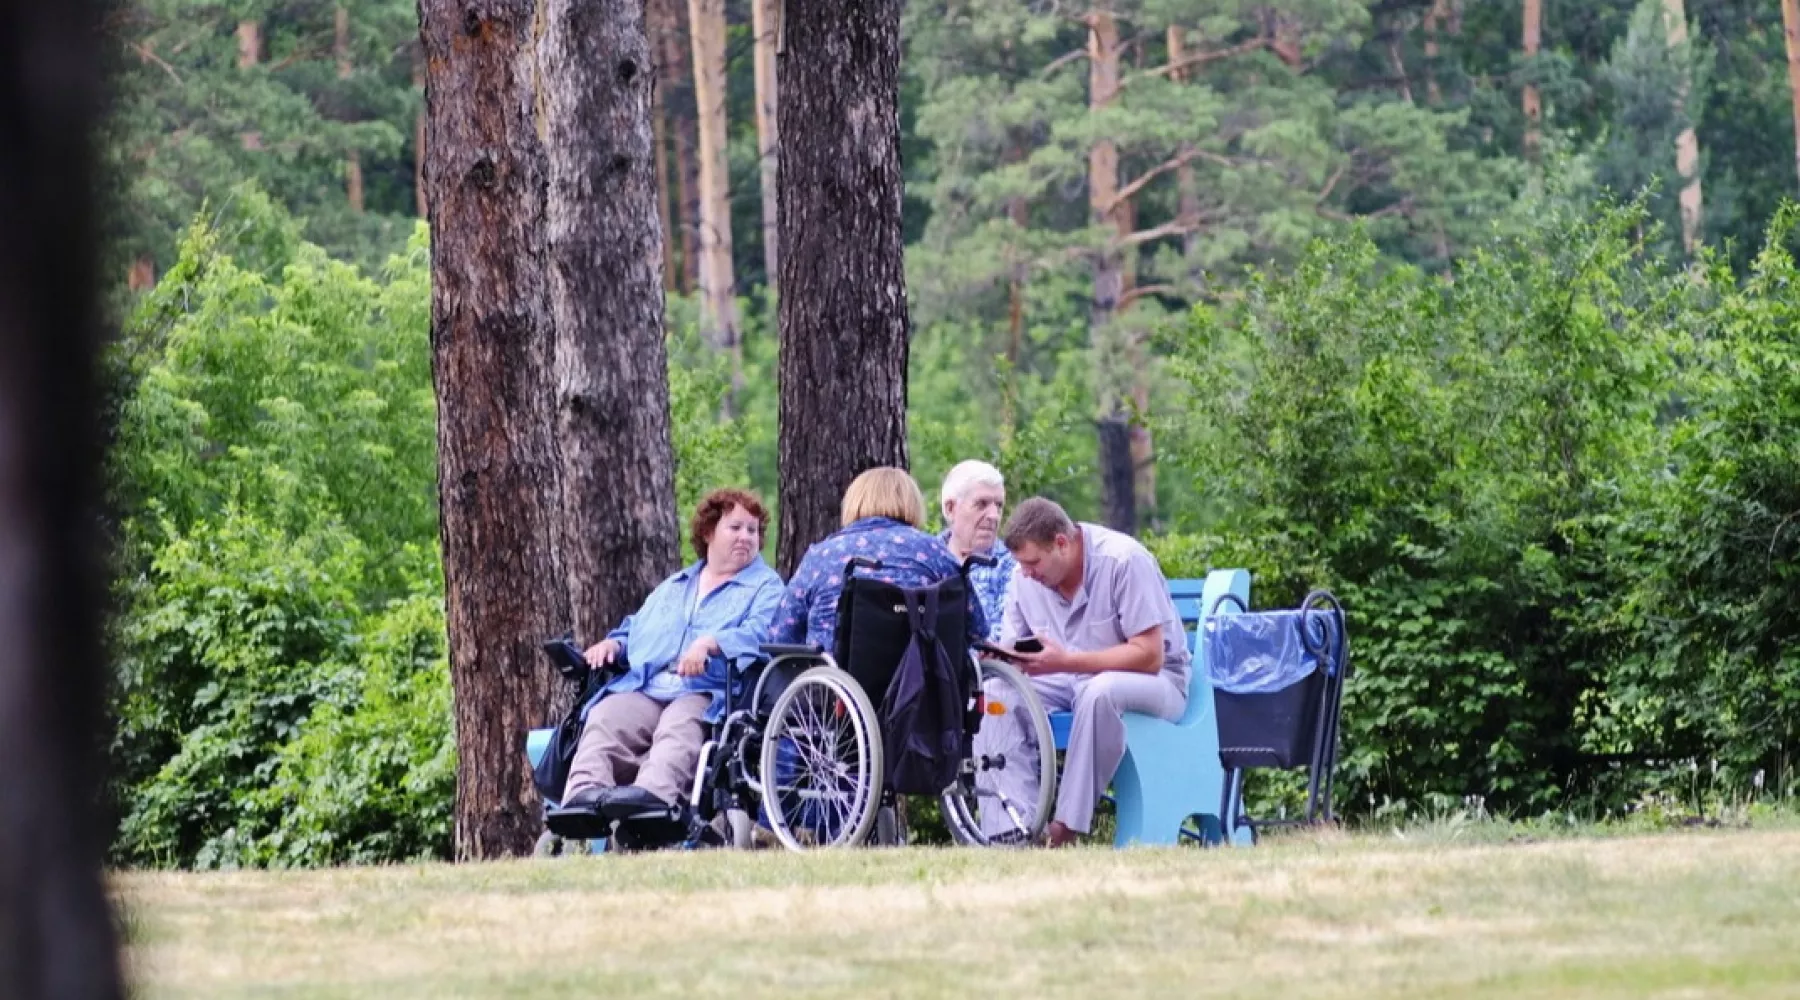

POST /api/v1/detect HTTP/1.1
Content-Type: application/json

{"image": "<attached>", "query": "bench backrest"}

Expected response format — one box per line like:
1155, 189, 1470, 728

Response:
1172, 569, 1250, 727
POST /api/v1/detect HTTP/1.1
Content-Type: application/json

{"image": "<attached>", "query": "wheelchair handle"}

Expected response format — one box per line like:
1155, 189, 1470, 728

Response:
1207, 592, 1249, 619
961, 553, 997, 574
844, 556, 883, 576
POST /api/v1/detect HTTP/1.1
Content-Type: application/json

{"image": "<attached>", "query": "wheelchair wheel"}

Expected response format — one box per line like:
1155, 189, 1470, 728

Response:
757, 666, 884, 850
943, 657, 1057, 847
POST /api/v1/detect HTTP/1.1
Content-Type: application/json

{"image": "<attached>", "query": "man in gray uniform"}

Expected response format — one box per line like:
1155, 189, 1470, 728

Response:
983, 497, 1189, 847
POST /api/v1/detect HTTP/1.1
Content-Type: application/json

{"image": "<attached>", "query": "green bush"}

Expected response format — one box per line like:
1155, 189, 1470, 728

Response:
1155, 197, 1800, 814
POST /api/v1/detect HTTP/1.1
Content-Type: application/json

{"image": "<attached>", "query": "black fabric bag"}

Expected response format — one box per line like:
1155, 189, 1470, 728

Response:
531, 665, 613, 804
877, 586, 967, 796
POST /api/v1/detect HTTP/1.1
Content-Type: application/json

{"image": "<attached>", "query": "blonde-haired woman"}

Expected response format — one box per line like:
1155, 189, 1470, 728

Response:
767, 466, 986, 652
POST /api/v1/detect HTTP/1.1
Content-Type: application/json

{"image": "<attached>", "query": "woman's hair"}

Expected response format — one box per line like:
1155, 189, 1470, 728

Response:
840, 467, 926, 528
691, 488, 769, 558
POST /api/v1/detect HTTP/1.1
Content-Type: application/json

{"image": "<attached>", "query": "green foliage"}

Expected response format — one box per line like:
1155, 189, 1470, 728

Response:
1158, 195, 1800, 814
110, 200, 448, 867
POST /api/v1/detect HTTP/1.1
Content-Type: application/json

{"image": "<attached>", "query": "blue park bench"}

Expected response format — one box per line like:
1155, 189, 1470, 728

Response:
1046, 567, 1254, 847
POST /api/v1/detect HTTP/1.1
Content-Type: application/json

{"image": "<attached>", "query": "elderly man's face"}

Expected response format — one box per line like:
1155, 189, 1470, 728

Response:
946, 482, 1005, 555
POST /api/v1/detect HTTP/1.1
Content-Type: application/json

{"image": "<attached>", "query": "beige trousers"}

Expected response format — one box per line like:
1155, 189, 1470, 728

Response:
563, 691, 711, 806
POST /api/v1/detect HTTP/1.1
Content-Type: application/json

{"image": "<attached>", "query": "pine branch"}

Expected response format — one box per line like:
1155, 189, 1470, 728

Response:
1130, 35, 1270, 84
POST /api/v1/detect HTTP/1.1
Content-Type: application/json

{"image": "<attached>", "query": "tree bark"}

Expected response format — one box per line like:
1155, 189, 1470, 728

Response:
238, 20, 262, 152
419, 0, 572, 861
1663, 0, 1702, 254
539, 0, 682, 644
753, 0, 782, 291
775, 0, 911, 578
1088, 10, 1137, 534
653, 80, 677, 290
1522, 0, 1542, 162
651, 0, 699, 293
1424, 0, 1447, 105
236, 19, 260, 70
0, 0, 125, 994
1785, 0, 1800, 194
337, 6, 363, 214
688, 0, 740, 352
1166, 25, 1202, 265
414, 50, 428, 218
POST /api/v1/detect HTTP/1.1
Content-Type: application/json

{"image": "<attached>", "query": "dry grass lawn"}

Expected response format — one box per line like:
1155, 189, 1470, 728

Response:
117, 825, 1800, 999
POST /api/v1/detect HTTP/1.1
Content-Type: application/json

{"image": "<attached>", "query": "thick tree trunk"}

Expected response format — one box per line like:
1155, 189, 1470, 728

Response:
651, 0, 699, 293
0, 1, 124, 995
1785, 0, 1800, 193
774, 0, 910, 578
1522, 0, 1542, 162
1663, 0, 1702, 254
337, 5, 363, 213
419, 0, 572, 861
414, 52, 428, 218
753, 0, 782, 291
688, 0, 740, 352
540, 0, 682, 643
1088, 11, 1137, 534
653, 82, 677, 290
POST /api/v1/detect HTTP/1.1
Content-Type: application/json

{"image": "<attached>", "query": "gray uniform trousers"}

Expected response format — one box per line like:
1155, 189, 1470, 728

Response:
977, 670, 1186, 837
563, 691, 711, 806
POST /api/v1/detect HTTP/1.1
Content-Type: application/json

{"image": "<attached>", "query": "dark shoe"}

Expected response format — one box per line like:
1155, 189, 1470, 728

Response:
544, 803, 611, 841
599, 785, 675, 820
561, 784, 609, 809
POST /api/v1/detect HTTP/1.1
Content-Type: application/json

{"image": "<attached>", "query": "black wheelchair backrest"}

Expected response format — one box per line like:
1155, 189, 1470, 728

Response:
832, 571, 973, 705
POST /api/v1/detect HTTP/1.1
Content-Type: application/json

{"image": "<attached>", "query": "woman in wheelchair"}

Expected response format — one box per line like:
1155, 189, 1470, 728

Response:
558, 488, 783, 819
768, 466, 987, 650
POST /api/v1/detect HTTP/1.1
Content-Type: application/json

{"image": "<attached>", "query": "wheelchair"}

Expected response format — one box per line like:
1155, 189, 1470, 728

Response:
528, 556, 1058, 853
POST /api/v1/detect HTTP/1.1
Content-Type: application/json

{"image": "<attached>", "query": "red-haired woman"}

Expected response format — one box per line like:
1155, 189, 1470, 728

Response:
562, 488, 782, 814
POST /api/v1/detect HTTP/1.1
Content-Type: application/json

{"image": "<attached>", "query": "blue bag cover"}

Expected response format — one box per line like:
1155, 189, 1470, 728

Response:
1204, 609, 1341, 694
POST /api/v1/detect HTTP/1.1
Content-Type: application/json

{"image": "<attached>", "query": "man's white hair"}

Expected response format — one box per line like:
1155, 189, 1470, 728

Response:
940, 459, 1005, 513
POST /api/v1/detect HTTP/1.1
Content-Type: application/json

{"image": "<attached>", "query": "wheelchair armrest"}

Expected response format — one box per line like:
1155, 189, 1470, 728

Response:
758, 642, 824, 659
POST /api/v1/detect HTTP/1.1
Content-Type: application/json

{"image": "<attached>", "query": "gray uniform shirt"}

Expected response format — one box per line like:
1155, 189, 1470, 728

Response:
1001, 522, 1192, 692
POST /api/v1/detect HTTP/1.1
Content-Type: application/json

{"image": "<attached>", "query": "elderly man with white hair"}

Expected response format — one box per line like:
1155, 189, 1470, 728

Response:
938, 460, 1015, 640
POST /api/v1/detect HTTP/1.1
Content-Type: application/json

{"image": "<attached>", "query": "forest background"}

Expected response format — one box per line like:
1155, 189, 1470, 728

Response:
104, 0, 1800, 867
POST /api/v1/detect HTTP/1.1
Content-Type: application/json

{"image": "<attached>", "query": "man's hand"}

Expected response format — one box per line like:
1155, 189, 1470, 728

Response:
675, 638, 715, 677
1011, 636, 1072, 676
583, 638, 621, 668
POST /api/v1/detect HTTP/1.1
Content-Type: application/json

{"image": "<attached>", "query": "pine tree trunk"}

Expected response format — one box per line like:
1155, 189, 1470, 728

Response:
1088, 10, 1136, 534
0, 1, 125, 993
653, 81, 677, 291
1166, 26, 1202, 265
1664, 0, 1702, 254
238, 20, 262, 151
414, 51, 428, 218
1424, 0, 1447, 105
652, 0, 699, 293
1785, 0, 1800, 193
337, 5, 363, 213
1522, 0, 1542, 162
774, 0, 910, 578
539, 0, 682, 643
127, 255, 155, 291
753, 0, 781, 290
419, 0, 572, 861
236, 19, 259, 69
688, 0, 740, 353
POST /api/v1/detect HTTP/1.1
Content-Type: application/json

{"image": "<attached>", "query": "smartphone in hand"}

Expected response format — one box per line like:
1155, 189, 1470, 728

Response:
975, 637, 1043, 660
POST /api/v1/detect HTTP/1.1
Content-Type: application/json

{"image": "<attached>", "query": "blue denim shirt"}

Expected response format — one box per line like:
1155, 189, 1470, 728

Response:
939, 531, 1015, 642
769, 517, 987, 653
594, 555, 784, 723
